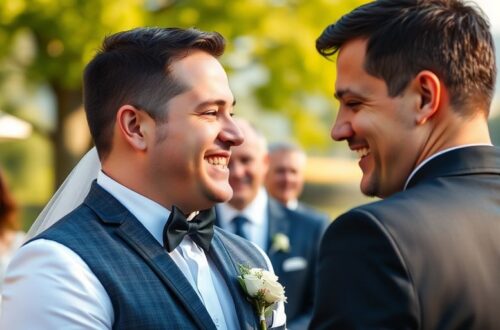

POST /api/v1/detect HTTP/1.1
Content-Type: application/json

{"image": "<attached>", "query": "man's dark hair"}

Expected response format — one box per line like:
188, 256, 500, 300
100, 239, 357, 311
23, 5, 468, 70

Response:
83, 27, 226, 159
316, 0, 496, 115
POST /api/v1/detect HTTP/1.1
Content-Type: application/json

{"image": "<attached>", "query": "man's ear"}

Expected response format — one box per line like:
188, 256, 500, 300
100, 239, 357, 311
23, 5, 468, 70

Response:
116, 105, 152, 151
414, 70, 442, 125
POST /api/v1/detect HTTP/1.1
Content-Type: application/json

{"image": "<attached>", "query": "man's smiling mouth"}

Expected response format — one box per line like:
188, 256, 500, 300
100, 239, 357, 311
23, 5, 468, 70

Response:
354, 147, 370, 158
206, 156, 229, 169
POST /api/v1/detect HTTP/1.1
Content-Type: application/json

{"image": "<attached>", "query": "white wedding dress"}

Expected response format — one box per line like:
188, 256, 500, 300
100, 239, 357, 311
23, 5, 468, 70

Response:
27, 147, 101, 239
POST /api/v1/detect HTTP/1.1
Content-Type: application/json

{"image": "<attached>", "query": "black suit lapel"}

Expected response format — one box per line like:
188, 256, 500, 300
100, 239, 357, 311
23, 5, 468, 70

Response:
208, 232, 258, 330
85, 183, 216, 330
406, 146, 500, 189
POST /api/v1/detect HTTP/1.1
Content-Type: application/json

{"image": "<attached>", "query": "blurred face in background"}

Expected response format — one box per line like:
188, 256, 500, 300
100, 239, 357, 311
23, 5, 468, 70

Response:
265, 149, 306, 205
227, 119, 269, 211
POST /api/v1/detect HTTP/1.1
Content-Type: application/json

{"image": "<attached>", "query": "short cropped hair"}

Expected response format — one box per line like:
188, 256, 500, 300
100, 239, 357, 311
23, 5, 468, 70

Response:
83, 27, 226, 158
316, 0, 496, 115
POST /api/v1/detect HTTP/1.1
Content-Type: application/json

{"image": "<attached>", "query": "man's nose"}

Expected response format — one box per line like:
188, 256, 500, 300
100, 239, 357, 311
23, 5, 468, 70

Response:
220, 117, 244, 147
283, 172, 294, 182
229, 161, 244, 179
331, 109, 353, 141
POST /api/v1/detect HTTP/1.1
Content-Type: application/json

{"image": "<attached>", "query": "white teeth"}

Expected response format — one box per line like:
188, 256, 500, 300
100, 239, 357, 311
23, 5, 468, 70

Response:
355, 148, 370, 157
206, 156, 228, 169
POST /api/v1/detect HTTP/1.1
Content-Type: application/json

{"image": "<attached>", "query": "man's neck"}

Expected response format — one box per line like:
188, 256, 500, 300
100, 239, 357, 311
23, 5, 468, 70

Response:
415, 113, 491, 168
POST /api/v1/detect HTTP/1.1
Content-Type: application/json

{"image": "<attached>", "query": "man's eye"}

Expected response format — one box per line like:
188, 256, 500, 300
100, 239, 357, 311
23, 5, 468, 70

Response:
346, 101, 361, 107
204, 110, 218, 116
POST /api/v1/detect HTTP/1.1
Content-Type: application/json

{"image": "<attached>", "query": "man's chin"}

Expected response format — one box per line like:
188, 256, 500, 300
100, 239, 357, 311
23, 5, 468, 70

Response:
205, 184, 233, 204
360, 177, 378, 198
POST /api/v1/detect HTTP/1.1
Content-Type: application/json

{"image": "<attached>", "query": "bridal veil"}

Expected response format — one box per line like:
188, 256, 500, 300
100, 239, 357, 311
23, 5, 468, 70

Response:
26, 147, 100, 239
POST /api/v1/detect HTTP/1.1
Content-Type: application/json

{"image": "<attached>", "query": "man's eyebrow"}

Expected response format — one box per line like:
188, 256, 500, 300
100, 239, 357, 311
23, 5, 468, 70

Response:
334, 89, 348, 100
334, 88, 362, 100
196, 99, 236, 109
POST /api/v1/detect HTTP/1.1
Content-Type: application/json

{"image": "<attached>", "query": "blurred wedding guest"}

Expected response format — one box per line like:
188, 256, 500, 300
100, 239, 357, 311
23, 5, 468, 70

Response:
0, 169, 25, 292
310, 0, 500, 329
216, 119, 326, 330
265, 142, 329, 222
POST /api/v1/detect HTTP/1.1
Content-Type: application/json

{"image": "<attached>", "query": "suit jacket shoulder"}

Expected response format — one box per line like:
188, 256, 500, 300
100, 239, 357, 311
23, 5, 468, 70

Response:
311, 146, 500, 329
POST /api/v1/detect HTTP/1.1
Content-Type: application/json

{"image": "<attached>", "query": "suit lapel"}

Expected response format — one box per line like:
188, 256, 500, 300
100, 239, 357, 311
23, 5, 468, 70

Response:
406, 145, 500, 189
208, 231, 258, 330
85, 183, 216, 330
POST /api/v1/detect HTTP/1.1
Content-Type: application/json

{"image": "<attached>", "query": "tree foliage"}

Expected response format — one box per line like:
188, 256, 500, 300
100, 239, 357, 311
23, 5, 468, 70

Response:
0, 0, 366, 191
0, 0, 151, 187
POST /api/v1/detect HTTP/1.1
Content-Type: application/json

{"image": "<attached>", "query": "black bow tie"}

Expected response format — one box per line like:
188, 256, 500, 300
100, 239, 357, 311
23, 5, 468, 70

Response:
163, 205, 215, 252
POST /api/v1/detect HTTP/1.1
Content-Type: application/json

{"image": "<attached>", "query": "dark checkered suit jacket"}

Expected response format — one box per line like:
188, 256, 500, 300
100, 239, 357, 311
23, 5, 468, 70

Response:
35, 182, 283, 330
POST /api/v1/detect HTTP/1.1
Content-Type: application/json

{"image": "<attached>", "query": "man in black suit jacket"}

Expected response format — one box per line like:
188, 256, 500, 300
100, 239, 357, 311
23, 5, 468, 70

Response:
310, 1, 500, 329
217, 119, 327, 330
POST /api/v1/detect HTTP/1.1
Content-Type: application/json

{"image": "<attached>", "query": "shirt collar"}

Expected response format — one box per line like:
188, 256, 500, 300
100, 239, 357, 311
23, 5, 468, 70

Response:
286, 199, 299, 210
403, 143, 493, 190
97, 171, 169, 245
218, 187, 269, 226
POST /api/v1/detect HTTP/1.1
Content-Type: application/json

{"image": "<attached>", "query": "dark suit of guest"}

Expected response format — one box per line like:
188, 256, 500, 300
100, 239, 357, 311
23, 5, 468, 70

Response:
310, 146, 500, 329
295, 202, 330, 224
218, 197, 327, 330
33, 183, 282, 330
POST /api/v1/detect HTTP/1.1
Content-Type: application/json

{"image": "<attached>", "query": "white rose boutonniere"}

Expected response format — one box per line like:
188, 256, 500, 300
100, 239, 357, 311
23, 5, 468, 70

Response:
271, 233, 290, 253
237, 264, 287, 330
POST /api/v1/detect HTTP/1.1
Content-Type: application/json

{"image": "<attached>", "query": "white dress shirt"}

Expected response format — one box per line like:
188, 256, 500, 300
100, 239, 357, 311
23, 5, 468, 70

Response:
217, 187, 270, 250
1, 172, 243, 329
286, 199, 299, 210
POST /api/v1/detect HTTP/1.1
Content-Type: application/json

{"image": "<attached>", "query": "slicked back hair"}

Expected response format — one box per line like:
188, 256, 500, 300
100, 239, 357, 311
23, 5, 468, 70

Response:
84, 27, 226, 159
316, 0, 496, 116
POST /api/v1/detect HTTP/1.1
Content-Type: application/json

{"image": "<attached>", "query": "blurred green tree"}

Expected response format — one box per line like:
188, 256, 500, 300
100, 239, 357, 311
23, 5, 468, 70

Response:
0, 0, 365, 190
149, 0, 365, 151
0, 0, 151, 187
